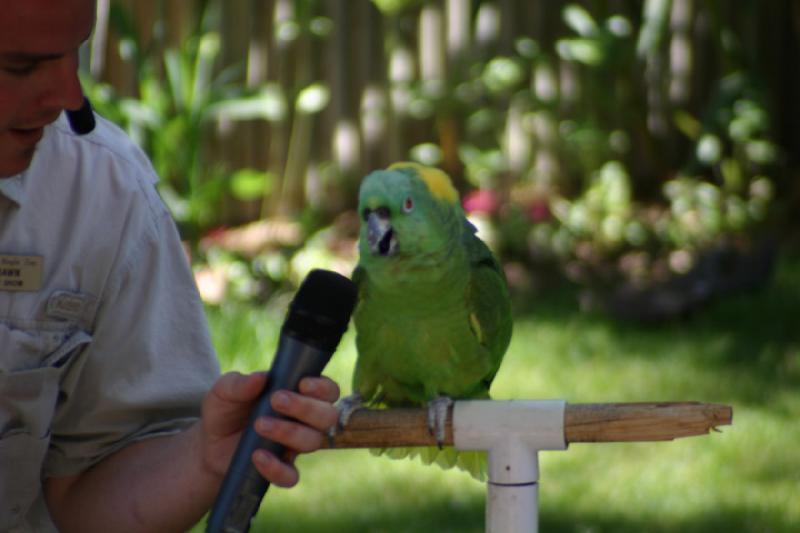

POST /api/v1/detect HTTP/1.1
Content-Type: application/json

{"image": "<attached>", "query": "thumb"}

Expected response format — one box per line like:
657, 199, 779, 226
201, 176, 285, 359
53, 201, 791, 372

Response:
211, 371, 266, 403
203, 371, 267, 437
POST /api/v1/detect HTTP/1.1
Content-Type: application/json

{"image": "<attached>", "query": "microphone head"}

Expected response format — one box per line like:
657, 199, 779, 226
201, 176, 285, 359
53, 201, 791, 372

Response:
283, 269, 358, 350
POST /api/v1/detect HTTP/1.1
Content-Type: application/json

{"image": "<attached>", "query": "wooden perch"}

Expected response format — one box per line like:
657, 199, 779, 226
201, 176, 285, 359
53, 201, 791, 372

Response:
324, 402, 732, 449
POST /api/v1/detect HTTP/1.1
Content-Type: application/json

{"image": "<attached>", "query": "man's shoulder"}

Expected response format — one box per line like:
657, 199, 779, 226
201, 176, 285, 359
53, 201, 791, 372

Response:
48, 112, 159, 189
31, 113, 171, 235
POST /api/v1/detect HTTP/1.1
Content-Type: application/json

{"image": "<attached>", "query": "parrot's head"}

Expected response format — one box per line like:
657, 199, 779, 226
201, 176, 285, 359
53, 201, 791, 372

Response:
357, 162, 463, 261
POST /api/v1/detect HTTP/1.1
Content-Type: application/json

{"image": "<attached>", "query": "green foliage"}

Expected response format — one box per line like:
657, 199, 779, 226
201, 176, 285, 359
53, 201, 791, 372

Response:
371, 0, 426, 16
386, 1, 783, 291
85, 0, 789, 306
82, 3, 290, 244
550, 161, 634, 249
295, 83, 331, 114
229, 169, 275, 202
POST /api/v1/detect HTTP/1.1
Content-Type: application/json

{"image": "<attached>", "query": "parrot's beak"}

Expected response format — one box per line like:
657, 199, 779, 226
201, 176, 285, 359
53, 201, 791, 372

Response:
367, 210, 397, 256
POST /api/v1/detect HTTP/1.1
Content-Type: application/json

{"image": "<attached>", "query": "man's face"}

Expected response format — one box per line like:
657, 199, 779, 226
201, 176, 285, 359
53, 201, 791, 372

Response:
0, 0, 95, 178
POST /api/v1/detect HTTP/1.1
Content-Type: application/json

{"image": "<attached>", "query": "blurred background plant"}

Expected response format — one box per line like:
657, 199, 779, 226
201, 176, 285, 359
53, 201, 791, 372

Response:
79, 0, 798, 313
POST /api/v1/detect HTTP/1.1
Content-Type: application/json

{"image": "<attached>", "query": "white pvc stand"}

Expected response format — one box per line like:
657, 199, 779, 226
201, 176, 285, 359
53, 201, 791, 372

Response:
453, 400, 567, 533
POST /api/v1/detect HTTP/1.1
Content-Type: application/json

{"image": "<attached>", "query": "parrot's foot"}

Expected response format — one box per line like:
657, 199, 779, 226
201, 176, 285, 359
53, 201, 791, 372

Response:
328, 393, 363, 447
427, 397, 454, 450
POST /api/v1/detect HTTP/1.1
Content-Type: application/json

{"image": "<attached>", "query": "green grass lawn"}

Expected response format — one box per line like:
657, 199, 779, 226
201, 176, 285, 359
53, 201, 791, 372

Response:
196, 251, 800, 532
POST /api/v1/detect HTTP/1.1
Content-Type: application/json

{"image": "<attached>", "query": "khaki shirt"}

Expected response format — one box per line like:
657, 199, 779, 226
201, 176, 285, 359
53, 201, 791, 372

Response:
0, 114, 220, 531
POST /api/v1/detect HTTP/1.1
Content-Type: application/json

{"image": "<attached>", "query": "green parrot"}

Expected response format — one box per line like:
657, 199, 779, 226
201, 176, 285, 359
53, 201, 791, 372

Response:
343, 162, 513, 480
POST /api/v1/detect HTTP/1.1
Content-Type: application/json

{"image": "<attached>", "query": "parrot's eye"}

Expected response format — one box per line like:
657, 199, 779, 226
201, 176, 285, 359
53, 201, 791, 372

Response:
403, 197, 414, 213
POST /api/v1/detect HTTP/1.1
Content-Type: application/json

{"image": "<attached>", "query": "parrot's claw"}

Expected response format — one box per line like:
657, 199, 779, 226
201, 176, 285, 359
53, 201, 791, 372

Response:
329, 393, 364, 447
427, 397, 454, 450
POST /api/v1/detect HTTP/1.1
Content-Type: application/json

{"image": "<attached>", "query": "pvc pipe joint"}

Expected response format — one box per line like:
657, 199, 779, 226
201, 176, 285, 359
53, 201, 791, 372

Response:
453, 400, 567, 484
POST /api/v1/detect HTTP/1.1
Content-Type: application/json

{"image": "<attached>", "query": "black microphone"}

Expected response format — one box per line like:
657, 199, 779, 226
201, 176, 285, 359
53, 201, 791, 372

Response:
206, 269, 358, 533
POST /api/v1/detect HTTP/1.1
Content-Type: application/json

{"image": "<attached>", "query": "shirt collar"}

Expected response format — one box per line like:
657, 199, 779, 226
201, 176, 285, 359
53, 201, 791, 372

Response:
0, 174, 25, 206
0, 114, 64, 206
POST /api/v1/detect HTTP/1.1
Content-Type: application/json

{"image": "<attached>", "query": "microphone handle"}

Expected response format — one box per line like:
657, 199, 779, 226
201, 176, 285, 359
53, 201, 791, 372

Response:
206, 335, 332, 533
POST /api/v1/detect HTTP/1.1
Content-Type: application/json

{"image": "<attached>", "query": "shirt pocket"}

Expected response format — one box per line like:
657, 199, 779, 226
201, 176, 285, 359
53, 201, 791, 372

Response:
0, 322, 92, 528
0, 323, 92, 435
0, 427, 51, 531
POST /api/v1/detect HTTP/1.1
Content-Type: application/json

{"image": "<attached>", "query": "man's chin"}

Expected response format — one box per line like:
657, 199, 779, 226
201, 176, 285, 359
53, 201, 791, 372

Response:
0, 146, 37, 178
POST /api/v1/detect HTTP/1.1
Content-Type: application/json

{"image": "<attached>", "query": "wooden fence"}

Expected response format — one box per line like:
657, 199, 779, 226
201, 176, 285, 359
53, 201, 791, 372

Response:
85, 0, 800, 227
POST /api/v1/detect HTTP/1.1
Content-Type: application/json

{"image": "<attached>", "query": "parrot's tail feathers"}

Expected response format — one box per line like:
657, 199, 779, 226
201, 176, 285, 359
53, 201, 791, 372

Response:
456, 450, 488, 480
432, 447, 458, 469
417, 446, 439, 465
370, 447, 412, 460
371, 446, 487, 481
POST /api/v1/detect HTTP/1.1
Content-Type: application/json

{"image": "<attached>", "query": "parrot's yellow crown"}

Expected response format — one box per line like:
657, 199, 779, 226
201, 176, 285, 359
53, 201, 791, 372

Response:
388, 162, 459, 205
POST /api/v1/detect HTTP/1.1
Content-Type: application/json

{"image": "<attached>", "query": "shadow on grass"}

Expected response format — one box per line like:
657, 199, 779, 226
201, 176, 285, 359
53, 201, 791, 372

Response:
251, 496, 794, 533
540, 505, 797, 533
253, 493, 484, 533
511, 249, 800, 407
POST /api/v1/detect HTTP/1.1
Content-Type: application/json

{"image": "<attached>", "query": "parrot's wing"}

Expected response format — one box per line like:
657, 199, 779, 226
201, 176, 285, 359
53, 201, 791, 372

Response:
462, 218, 503, 278
463, 220, 513, 389
351, 263, 366, 291
350, 264, 381, 404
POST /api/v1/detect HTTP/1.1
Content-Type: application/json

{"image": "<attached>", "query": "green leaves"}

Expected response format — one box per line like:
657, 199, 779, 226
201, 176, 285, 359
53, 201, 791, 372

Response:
556, 38, 605, 67
557, 4, 633, 67
295, 83, 330, 114
481, 57, 525, 94
563, 5, 599, 37
637, 0, 672, 58
209, 84, 288, 122
82, 0, 784, 293
230, 169, 275, 201
697, 134, 723, 165
370, 0, 424, 16
82, 8, 296, 243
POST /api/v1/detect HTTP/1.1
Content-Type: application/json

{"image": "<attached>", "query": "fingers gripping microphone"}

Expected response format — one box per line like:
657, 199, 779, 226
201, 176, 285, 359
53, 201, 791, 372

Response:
206, 269, 357, 533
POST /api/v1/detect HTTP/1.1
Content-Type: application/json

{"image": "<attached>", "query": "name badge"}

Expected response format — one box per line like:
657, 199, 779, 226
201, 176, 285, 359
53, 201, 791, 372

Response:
0, 255, 43, 292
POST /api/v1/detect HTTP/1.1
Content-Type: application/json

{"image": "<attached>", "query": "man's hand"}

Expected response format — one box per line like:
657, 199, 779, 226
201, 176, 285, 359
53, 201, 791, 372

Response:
200, 371, 340, 488
46, 372, 340, 533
